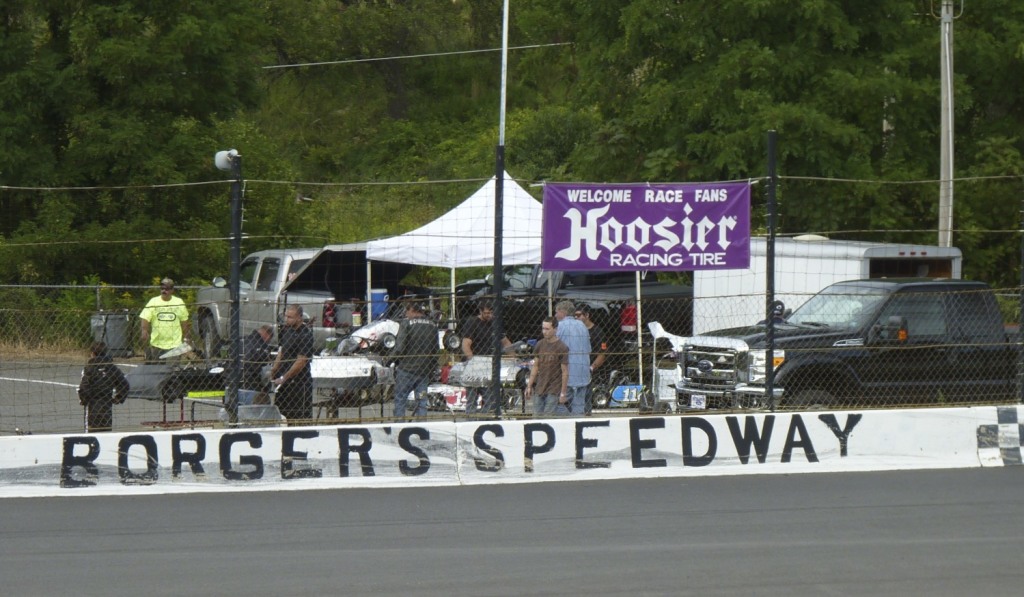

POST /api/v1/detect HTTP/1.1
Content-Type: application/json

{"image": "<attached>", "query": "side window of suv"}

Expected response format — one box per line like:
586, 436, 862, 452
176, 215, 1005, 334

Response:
948, 288, 1003, 343
876, 292, 947, 339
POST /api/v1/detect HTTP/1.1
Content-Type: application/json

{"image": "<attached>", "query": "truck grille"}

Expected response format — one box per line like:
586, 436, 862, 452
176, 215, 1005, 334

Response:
682, 346, 739, 391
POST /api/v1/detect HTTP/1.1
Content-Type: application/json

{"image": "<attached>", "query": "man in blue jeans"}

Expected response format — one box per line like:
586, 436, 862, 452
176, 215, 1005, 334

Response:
554, 300, 591, 416
392, 301, 439, 419
524, 317, 568, 417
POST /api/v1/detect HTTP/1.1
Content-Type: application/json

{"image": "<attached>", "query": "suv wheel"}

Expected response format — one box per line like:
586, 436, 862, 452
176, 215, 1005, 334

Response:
199, 316, 222, 362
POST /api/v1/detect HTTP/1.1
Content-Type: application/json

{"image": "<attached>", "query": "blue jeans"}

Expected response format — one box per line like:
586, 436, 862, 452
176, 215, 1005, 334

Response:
556, 385, 588, 417
393, 368, 429, 419
532, 393, 560, 417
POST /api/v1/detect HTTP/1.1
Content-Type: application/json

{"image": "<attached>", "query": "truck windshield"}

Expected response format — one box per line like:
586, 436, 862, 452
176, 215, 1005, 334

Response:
787, 284, 889, 329
505, 265, 537, 289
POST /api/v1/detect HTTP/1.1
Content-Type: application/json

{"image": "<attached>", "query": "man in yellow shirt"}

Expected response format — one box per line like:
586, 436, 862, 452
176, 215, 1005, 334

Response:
139, 278, 191, 361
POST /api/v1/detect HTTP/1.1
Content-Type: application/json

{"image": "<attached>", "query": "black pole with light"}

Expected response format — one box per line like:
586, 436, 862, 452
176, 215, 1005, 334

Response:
215, 149, 243, 422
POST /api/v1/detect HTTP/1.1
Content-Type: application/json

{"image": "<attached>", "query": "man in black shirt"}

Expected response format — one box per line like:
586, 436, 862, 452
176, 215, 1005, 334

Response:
576, 304, 607, 415
460, 300, 511, 416
392, 301, 439, 419
460, 301, 511, 360
271, 305, 314, 422
224, 324, 274, 419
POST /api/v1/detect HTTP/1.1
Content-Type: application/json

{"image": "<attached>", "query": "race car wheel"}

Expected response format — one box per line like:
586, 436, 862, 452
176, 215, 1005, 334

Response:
443, 330, 462, 352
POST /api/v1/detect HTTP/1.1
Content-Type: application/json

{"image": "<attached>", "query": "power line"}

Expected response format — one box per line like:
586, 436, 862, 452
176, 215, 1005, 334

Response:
0, 180, 230, 192
780, 174, 1024, 185
262, 42, 572, 70
3, 173, 1021, 193
249, 177, 490, 187
0, 177, 496, 193
0, 235, 326, 248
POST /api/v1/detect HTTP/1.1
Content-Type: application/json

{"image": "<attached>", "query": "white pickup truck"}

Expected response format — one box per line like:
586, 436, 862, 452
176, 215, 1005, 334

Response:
193, 248, 332, 355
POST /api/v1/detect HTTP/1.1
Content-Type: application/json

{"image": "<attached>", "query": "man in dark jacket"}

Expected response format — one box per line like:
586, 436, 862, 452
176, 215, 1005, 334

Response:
271, 305, 315, 422
224, 324, 274, 420
392, 301, 439, 419
242, 325, 274, 392
78, 342, 130, 432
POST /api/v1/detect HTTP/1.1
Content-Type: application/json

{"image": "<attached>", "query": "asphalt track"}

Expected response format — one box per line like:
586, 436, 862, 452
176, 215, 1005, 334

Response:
2, 468, 1022, 596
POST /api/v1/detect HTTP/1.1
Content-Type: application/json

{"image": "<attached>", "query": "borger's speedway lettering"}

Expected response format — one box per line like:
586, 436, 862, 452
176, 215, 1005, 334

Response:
542, 182, 751, 272
57, 414, 861, 487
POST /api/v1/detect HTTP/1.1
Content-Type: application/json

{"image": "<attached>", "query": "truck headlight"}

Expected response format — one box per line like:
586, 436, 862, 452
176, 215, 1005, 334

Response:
747, 350, 784, 384
679, 347, 692, 378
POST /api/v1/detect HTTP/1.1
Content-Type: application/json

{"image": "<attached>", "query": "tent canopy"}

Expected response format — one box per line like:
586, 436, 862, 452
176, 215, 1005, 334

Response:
365, 173, 543, 268
284, 242, 422, 302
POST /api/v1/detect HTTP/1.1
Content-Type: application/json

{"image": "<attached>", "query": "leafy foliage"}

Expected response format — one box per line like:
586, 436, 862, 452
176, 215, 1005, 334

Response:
1, 0, 1023, 289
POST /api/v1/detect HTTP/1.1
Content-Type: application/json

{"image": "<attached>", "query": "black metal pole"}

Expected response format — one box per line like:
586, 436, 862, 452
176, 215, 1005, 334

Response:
492, 149, 506, 418
491, 0, 510, 419
228, 155, 243, 422
765, 131, 778, 411
1018, 179, 1024, 404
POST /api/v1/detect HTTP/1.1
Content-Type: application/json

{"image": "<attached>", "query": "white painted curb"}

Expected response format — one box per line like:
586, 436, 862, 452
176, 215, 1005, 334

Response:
1, 405, 1019, 497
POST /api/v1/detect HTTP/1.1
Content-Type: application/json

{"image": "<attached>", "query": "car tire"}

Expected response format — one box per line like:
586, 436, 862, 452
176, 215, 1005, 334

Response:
785, 388, 835, 409
199, 316, 222, 362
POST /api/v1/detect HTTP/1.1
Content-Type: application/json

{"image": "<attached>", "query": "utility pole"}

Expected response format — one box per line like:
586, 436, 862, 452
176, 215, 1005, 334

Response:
936, 1, 962, 247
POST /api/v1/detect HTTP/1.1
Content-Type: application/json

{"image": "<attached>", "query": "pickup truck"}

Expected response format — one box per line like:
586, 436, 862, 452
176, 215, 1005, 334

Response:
194, 245, 433, 356
672, 278, 1019, 411
460, 264, 693, 348
193, 248, 331, 356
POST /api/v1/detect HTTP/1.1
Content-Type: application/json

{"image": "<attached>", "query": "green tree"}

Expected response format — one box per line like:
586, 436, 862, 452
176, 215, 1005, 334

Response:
519, 0, 1024, 283
4, 0, 1024, 291
0, 0, 271, 283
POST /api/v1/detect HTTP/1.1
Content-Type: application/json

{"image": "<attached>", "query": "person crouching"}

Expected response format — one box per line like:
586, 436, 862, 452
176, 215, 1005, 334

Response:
78, 342, 130, 432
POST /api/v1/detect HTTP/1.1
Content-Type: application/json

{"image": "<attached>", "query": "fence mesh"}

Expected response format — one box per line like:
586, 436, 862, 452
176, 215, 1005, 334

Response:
0, 282, 1020, 435
2, 175, 1023, 434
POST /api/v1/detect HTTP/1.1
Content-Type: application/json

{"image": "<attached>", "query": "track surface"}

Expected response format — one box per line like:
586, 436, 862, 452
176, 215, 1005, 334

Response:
2, 468, 1022, 596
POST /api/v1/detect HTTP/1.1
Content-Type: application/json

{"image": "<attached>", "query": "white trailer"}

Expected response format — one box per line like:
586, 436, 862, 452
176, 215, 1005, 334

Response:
692, 236, 962, 334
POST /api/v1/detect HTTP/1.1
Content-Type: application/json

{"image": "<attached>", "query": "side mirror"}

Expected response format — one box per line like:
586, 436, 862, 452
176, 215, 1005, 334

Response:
769, 300, 786, 320
212, 276, 227, 288
871, 315, 908, 344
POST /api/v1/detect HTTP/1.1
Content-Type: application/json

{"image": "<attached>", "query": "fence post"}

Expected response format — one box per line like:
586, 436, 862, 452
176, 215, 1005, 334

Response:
1018, 181, 1024, 404
766, 130, 778, 411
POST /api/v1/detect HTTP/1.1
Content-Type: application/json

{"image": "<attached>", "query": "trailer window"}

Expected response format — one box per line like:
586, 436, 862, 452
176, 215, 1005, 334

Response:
869, 258, 953, 278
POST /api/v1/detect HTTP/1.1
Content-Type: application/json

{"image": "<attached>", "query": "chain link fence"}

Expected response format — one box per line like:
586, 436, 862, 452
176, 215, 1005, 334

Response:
1, 280, 1020, 436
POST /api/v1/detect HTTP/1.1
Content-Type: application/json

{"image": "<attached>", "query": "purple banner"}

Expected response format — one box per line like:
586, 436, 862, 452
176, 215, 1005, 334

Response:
542, 182, 751, 271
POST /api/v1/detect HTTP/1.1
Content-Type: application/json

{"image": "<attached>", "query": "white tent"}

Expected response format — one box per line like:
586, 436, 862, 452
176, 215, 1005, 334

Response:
366, 173, 543, 267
